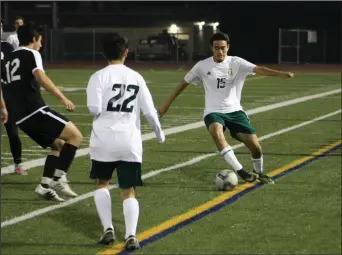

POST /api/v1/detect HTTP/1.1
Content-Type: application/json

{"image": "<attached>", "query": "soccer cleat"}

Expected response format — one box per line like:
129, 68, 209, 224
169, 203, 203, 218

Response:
35, 184, 65, 202
254, 170, 275, 184
237, 169, 258, 183
98, 228, 115, 245
14, 165, 28, 175
125, 235, 140, 251
50, 176, 78, 197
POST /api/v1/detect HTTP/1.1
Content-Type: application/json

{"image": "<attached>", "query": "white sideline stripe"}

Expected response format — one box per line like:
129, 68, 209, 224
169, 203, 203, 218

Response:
1, 109, 340, 228
1, 88, 340, 176
2, 157, 28, 160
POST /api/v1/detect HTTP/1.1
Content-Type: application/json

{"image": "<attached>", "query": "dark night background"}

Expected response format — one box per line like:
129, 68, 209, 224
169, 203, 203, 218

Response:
1, 1, 341, 64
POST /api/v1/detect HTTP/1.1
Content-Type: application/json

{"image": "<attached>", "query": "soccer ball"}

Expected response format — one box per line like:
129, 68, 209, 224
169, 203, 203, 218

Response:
215, 170, 238, 191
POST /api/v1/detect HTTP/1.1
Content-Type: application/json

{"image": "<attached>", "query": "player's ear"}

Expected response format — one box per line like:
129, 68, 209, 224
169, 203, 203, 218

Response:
227, 44, 230, 52
123, 48, 129, 58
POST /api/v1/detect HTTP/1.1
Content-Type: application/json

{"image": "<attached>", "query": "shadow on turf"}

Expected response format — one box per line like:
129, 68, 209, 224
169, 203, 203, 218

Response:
1, 241, 97, 248
151, 150, 341, 157
258, 118, 341, 122
55, 205, 125, 242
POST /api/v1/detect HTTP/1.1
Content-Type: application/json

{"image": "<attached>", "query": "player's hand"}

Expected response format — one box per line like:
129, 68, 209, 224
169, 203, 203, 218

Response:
284, 72, 294, 78
156, 130, 165, 144
62, 98, 75, 112
158, 104, 169, 118
1, 107, 8, 124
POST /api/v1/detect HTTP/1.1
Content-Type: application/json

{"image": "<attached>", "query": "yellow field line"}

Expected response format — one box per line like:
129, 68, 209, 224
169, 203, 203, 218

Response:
99, 139, 341, 255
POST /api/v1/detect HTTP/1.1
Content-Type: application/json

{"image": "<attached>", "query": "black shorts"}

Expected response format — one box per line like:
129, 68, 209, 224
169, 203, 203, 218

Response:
17, 107, 69, 149
90, 160, 143, 189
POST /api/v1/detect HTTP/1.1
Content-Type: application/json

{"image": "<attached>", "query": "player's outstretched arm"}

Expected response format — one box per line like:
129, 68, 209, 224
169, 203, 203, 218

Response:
158, 80, 189, 117
253, 66, 294, 78
34, 70, 75, 112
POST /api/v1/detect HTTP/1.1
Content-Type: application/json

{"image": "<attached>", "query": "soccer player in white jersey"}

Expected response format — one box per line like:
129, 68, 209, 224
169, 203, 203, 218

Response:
87, 33, 165, 250
6, 16, 24, 50
159, 32, 294, 184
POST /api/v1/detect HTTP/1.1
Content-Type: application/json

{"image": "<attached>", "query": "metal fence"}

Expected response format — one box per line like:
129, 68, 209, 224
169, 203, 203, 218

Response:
278, 28, 327, 64
36, 26, 218, 65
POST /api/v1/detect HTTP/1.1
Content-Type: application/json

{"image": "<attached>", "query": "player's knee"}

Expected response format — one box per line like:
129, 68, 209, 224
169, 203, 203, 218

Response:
63, 122, 83, 146
72, 128, 83, 146
209, 123, 225, 140
120, 187, 136, 200
96, 179, 110, 189
50, 138, 65, 153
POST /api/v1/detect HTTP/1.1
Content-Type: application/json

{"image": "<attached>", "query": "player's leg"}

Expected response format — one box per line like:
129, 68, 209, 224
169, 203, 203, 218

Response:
90, 160, 116, 245
228, 111, 274, 184
4, 114, 26, 175
52, 119, 83, 181
41, 139, 64, 188
117, 162, 142, 250
235, 133, 274, 184
204, 113, 257, 183
35, 139, 65, 201
34, 108, 83, 197
17, 107, 82, 198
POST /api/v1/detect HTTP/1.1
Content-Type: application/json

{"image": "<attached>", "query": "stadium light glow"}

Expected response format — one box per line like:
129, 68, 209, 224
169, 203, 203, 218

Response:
169, 24, 179, 34
194, 21, 206, 31
210, 22, 219, 31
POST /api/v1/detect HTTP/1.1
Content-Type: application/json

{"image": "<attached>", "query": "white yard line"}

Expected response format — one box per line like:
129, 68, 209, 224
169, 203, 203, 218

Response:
2, 157, 28, 160
1, 88, 340, 176
1, 109, 340, 228
2, 153, 44, 156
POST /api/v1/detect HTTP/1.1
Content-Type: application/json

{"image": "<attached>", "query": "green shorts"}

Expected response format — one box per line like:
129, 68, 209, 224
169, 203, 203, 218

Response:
204, 111, 256, 141
90, 160, 143, 189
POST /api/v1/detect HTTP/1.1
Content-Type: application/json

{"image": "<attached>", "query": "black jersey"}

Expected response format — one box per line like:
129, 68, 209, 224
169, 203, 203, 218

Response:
1, 41, 14, 85
1, 47, 46, 122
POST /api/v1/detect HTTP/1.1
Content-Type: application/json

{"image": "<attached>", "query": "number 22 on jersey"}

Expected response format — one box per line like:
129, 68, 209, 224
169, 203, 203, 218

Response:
106, 83, 139, 113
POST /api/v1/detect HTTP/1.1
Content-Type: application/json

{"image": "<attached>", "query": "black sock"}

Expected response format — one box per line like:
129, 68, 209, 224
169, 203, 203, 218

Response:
237, 168, 250, 178
53, 143, 78, 181
41, 155, 59, 187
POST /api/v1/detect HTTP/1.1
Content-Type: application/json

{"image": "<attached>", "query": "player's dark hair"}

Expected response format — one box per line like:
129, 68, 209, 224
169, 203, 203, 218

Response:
102, 33, 129, 61
17, 22, 43, 46
210, 32, 230, 46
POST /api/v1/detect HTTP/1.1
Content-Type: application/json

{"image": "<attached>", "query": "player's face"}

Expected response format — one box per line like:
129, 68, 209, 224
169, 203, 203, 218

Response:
33, 35, 42, 51
14, 19, 24, 31
212, 40, 229, 63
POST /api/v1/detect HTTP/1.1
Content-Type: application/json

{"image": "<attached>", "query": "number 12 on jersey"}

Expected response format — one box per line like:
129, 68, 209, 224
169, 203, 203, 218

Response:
106, 84, 139, 113
5, 58, 21, 83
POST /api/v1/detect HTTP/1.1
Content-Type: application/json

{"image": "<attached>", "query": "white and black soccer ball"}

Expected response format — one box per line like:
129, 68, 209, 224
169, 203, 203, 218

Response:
215, 170, 238, 191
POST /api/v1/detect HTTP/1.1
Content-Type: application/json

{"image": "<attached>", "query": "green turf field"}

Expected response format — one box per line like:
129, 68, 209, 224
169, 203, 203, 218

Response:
1, 68, 341, 255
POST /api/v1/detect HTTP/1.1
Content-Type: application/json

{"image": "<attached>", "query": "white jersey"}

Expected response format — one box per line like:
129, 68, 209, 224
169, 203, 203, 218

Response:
6, 33, 19, 50
184, 56, 256, 117
87, 64, 159, 162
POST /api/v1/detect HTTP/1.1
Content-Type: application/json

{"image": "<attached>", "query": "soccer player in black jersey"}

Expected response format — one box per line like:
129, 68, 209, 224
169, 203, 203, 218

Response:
2, 22, 83, 202
1, 18, 27, 175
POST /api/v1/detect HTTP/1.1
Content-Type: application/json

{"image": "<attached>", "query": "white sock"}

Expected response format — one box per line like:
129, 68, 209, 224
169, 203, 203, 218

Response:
53, 169, 65, 178
251, 155, 263, 173
123, 197, 139, 240
41, 177, 52, 186
94, 188, 114, 232
220, 146, 243, 171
